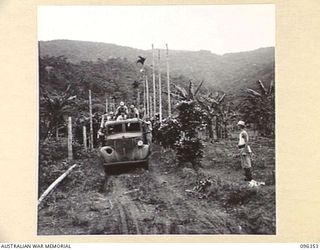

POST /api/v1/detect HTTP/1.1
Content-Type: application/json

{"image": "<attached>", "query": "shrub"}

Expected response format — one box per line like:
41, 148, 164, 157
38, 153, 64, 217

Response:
153, 100, 205, 167
176, 138, 204, 167
153, 118, 181, 149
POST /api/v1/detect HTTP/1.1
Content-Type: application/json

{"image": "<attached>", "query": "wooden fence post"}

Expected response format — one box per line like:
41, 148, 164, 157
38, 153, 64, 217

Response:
146, 74, 149, 117
158, 49, 162, 122
143, 78, 146, 117
83, 126, 87, 151
89, 90, 94, 149
68, 117, 73, 160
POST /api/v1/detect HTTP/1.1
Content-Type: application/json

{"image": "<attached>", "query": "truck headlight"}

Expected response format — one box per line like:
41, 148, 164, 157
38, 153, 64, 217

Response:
106, 148, 113, 154
137, 140, 144, 147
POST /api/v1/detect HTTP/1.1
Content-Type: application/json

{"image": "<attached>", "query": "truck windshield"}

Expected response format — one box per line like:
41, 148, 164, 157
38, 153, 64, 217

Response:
107, 124, 123, 135
125, 122, 141, 132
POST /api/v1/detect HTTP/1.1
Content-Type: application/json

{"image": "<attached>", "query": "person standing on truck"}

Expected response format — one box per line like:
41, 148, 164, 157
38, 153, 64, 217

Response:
138, 104, 145, 119
128, 104, 139, 118
237, 120, 253, 181
115, 101, 128, 120
144, 116, 153, 144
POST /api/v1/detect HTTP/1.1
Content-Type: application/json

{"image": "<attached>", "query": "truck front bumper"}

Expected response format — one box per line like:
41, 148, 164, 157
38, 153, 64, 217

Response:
103, 159, 148, 168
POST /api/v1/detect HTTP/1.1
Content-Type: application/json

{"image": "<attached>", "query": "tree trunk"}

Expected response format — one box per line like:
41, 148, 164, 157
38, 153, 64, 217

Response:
215, 116, 220, 140
224, 122, 228, 139
67, 117, 73, 161
207, 118, 214, 139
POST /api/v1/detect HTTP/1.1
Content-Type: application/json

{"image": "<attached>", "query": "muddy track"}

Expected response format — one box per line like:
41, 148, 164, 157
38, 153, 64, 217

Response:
109, 176, 142, 234
101, 154, 236, 234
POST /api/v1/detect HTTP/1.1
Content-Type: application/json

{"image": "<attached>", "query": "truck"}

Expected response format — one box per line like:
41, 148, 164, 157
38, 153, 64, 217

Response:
99, 118, 151, 173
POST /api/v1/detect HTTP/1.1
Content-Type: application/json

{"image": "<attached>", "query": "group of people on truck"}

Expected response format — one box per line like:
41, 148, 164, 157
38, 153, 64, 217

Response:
112, 101, 139, 121
97, 101, 152, 146
102, 102, 140, 122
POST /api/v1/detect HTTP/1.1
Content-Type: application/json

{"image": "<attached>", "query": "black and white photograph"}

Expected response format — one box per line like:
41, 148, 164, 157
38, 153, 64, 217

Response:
37, 5, 275, 235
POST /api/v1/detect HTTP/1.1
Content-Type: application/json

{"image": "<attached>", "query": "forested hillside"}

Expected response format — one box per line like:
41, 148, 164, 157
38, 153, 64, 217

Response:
39, 40, 274, 93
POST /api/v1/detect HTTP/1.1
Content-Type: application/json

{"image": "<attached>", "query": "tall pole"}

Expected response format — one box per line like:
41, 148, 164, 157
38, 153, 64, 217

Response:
146, 74, 149, 116
158, 49, 162, 122
143, 78, 146, 117
105, 96, 109, 114
152, 44, 156, 116
150, 95, 153, 117
166, 44, 171, 117
83, 126, 87, 151
67, 117, 73, 160
113, 97, 116, 112
89, 90, 94, 149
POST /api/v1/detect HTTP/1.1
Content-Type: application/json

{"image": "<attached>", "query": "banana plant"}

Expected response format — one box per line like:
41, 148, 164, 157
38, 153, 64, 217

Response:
40, 85, 76, 141
241, 80, 275, 136
170, 80, 204, 101
197, 91, 235, 140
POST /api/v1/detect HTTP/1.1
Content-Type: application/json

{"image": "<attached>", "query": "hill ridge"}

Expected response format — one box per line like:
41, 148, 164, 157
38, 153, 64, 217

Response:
39, 39, 275, 93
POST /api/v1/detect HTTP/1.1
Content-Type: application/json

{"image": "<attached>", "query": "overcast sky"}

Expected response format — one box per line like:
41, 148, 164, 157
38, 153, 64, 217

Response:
38, 5, 275, 55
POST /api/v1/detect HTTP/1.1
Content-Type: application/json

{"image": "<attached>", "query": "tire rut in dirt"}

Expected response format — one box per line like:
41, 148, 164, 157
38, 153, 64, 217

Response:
108, 175, 144, 234
151, 169, 233, 234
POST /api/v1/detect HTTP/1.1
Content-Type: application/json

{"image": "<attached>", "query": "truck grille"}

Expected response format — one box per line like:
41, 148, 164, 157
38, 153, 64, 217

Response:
106, 139, 136, 158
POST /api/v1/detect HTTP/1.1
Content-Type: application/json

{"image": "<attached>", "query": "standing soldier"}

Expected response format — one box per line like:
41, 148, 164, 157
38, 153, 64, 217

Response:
128, 104, 139, 118
138, 104, 145, 119
144, 116, 153, 145
115, 101, 128, 120
237, 120, 253, 181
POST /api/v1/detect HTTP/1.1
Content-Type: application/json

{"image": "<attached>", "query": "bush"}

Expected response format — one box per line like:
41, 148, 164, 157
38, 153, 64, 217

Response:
38, 138, 95, 195
39, 139, 69, 164
153, 100, 205, 167
176, 138, 204, 166
153, 118, 181, 149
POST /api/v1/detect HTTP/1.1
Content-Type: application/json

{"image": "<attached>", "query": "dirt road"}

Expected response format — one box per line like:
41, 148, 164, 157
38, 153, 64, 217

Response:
38, 139, 275, 235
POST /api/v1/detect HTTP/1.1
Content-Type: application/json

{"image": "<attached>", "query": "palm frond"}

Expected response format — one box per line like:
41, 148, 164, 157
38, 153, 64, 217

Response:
257, 80, 267, 95
194, 80, 204, 97
268, 80, 274, 95
172, 83, 188, 99
188, 81, 194, 99
218, 93, 226, 103
246, 88, 262, 97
